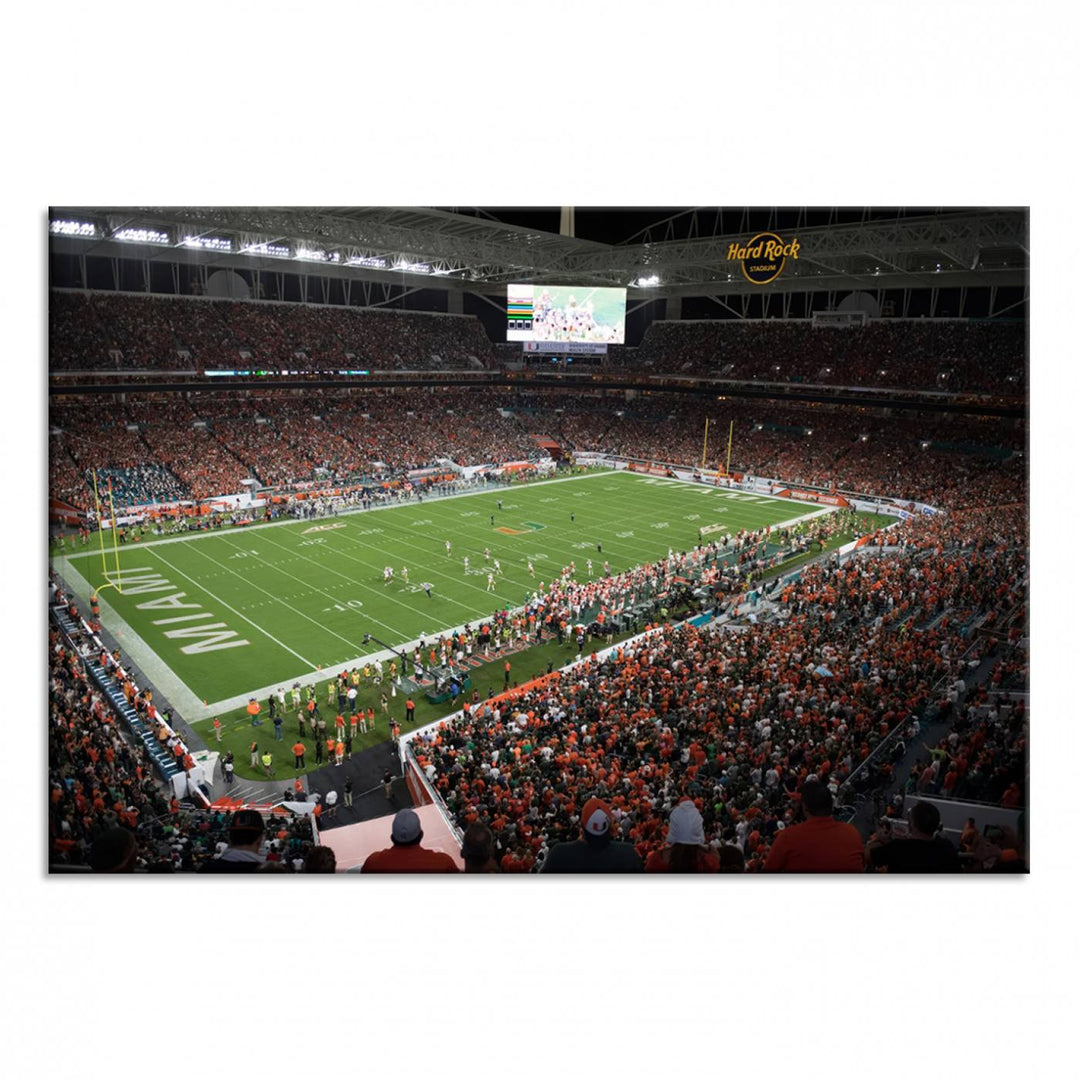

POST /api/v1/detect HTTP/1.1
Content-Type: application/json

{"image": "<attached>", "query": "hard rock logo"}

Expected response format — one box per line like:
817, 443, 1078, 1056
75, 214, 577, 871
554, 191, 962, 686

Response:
727, 232, 800, 285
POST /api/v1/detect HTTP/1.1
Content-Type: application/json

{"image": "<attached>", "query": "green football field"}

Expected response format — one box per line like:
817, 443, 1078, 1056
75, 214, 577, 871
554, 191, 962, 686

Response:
56, 471, 826, 718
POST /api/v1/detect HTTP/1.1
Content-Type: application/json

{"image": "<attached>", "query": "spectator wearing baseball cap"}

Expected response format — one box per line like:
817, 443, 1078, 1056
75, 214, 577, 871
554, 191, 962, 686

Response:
645, 800, 720, 873
359, 809, 459, 873
763, 780, 865, 873
540, 797, 643, 873
198, 810, 266, 872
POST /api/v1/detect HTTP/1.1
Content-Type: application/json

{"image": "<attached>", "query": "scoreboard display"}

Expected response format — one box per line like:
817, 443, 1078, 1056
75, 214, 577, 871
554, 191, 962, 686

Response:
507, 283, 626, 344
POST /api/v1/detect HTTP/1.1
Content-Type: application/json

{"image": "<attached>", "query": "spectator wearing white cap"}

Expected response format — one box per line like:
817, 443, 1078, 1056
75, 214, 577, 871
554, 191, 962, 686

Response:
644, 800, 720, 873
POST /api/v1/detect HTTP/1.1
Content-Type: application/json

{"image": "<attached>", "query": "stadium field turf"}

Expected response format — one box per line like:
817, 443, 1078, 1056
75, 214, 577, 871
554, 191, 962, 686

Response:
56, 470, 839, 718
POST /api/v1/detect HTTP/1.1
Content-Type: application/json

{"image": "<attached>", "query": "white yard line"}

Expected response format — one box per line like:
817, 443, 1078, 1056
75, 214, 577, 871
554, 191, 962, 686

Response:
174, 537, 379, 658
146, 544, 320, 669
256, 526, 483, 619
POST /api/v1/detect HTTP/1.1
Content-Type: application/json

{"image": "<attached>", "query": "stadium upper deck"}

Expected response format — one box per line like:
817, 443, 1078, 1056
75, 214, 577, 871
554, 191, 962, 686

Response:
48, 288, 1025, 398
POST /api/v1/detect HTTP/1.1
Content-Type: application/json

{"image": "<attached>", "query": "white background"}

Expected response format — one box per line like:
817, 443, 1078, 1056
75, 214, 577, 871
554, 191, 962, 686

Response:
6, 2, 1076, 1077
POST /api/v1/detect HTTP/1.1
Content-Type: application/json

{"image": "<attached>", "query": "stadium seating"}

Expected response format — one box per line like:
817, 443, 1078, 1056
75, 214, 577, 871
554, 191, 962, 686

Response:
50, 289, 1025, 395
50, 291, 494, 372
48, 385, 1024, 512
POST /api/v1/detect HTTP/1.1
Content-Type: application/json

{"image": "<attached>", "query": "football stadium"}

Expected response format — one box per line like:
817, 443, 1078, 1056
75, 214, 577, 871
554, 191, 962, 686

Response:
47, 205, 1029, 874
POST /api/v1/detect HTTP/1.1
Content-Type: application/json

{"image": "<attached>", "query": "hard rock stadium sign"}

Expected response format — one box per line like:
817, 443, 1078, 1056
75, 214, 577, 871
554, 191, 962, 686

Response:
727, 232, 801, 285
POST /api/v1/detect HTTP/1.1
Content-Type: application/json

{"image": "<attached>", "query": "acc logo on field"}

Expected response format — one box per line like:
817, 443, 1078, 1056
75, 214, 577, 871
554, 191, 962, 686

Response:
727, 232, 801, 285
302, 522, 347, 534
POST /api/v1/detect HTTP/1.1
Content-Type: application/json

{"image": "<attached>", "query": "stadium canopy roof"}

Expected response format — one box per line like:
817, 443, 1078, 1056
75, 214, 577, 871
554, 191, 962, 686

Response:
50, 206, 1028, 298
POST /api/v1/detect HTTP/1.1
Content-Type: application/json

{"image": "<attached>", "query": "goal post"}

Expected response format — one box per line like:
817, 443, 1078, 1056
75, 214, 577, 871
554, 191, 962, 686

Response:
91, 469, 124, 596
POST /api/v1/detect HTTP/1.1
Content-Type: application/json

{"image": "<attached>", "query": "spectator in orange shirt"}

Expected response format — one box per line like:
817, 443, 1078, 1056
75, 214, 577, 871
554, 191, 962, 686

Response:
763, 779, 865, 873
358, 809, 459, 873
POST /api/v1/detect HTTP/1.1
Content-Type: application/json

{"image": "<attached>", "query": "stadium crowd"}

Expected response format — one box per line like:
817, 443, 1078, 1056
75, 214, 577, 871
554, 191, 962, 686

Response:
50, 291, 494, 371
50, 385, 1022, 515
610, 318, 1026, 394
408, 499, 1027, 872
51, 289, 1025, 397
48, 582, 325, 872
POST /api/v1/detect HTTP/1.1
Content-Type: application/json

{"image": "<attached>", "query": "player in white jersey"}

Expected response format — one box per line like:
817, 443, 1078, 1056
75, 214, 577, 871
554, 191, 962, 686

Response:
486, 573, 496, 592
527, 561, 535, 578
463, 555, 469, 571
484, 547, 491, 562
401, 566, 408, 583
493, 559, 501, 575
587, 559, 593, 577
445, 540, 452, 555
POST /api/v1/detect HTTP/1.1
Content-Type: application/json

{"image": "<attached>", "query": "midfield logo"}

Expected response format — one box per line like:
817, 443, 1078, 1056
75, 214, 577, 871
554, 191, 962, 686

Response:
302, 522, 347, 534
495, 522, 546, 536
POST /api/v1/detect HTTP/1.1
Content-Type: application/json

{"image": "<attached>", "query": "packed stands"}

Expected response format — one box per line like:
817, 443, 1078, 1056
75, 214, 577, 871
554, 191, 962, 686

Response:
48, 385, 1024, 512
50, 290, 1026, 396
48, 581, 320, 872
50, 291, 494, 371
611, 318, 1026, 394
409, 501, 1027, 872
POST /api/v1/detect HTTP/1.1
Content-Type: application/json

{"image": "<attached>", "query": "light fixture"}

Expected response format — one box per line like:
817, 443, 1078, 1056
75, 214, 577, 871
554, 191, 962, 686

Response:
346, 255, 385, 269
181, 236, 232, 252
49, 219, 96, 238
242, 242, 290, 258
114, 227, 169, 245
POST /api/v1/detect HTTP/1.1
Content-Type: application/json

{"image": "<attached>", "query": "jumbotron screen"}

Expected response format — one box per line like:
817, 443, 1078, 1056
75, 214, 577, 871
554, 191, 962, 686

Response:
507, 283, 627, 344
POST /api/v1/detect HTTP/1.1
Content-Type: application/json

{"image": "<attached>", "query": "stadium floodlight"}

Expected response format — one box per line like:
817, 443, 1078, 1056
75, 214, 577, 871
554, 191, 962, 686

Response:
394, 259, 431, 274
113, 227, 170, 245
180, 235, 233, 253
636, 274, 661, 287
241, 242, 291, 258
297, 247, 340, 262
49, 219, 97, 238
347, 255, 387, 269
